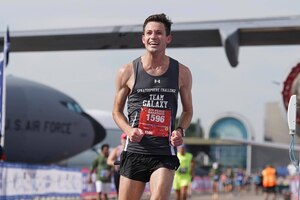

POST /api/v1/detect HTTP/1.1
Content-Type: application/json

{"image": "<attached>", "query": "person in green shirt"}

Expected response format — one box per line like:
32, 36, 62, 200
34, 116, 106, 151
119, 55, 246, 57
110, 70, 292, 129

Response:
173, 144, 195, 200
89, 144, 112, 200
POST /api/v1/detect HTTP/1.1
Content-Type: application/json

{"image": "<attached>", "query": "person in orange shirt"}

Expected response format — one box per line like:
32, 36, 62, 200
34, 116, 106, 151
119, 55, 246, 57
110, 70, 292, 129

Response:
262, 164, 277, 200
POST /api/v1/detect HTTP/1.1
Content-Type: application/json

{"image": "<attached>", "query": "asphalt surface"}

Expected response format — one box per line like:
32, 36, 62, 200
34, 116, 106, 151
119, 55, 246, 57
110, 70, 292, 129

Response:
106, 190, 288, 200
141, 190, 289, 200
83, 189, 290, 200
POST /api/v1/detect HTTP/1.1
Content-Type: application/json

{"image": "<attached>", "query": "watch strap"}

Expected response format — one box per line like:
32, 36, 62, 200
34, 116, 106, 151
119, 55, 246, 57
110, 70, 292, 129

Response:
176, 126, 185, 137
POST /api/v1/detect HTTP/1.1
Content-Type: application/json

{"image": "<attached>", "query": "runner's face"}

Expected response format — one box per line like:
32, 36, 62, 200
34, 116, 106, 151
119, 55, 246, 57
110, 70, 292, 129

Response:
142, 22, 171, 53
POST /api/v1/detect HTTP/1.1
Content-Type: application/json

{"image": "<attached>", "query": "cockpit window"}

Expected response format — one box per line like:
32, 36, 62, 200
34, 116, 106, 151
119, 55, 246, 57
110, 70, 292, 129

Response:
73, 103, 83, 113
61, 101, 83, 113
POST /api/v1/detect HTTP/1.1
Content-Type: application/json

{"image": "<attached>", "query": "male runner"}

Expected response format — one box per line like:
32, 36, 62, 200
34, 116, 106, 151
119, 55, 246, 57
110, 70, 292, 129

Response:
112, 13, 193, 200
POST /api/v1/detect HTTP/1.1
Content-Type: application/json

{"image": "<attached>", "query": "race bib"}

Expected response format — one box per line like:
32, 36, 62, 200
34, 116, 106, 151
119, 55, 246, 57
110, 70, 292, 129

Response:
138, 107, 171, 137
178, 167, 188, 174
100, 169, 109, 178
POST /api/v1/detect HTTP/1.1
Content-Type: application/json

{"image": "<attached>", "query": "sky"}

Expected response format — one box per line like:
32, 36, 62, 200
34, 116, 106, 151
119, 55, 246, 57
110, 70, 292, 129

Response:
1, 0, 300, 141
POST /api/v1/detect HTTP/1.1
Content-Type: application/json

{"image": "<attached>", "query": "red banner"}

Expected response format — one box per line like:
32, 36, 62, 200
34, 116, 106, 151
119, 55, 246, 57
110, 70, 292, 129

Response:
282, 63, 300, 126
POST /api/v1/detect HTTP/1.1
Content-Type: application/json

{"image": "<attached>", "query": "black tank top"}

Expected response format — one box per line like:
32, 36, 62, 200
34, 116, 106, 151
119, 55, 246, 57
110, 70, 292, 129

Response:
125, 56, 179, 155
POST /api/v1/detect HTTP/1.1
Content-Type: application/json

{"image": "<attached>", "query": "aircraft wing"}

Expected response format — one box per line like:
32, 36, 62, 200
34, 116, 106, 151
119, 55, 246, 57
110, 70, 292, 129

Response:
1, 15, 300, 67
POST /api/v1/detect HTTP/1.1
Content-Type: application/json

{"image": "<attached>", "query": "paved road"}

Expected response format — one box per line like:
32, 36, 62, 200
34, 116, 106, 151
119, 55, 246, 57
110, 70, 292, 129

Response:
93, 190, 290, 200
186, 192, 266, 200
139, 191, 289, 200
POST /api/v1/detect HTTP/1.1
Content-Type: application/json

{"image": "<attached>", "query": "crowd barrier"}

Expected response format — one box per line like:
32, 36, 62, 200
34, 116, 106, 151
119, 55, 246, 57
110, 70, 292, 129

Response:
81, 168, 213, 199
191, 176, 212, 192
290, 175, 299, 200
0, 162, 82, 199
0, 162, 221, 199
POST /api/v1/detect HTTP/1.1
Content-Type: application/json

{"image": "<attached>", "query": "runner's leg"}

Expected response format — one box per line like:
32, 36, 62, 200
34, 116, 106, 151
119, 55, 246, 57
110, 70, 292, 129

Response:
180, 185, 188, 200
149, 168, 175, 200
118, 175, 145, 200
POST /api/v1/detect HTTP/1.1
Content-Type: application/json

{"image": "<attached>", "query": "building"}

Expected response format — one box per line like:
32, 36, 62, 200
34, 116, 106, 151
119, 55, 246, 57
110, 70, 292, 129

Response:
184, 107, 299, 174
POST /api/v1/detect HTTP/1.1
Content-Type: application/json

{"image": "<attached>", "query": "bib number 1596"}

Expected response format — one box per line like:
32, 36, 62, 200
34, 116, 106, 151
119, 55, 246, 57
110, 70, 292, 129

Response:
138, 107, 171, 137
146, 113, 165, 123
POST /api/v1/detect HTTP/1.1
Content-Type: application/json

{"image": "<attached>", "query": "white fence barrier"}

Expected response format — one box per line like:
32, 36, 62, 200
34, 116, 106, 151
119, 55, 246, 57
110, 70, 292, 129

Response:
0, 162, 217, 199
0, 162, 82, 199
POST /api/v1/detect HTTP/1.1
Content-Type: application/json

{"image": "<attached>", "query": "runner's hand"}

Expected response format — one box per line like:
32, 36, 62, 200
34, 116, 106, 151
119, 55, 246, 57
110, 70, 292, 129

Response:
129, 128, 144, 142
170, 130, 183, 146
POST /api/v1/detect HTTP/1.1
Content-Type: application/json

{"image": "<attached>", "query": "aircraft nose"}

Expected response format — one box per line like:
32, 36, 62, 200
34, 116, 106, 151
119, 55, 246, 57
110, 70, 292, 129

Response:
82, 112, 106, 145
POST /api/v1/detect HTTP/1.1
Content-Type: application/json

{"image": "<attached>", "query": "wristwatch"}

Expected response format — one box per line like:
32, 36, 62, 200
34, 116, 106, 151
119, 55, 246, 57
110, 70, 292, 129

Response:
176, 126, 186, 137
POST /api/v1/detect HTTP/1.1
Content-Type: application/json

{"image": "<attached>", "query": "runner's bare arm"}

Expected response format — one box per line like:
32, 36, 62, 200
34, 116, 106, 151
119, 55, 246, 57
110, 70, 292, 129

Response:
112, 63, 144, 142
112, 63, 133, 134
177, 64, 193, 131
170, 64, 193, 146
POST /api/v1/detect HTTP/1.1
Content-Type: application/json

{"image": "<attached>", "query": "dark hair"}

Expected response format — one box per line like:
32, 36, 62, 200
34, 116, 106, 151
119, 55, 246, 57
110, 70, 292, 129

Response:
143, 13, 173, 36
101, 144, 109, 151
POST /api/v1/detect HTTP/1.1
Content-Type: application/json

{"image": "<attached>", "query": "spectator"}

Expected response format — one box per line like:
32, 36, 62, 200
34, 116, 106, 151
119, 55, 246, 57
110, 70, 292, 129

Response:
107, 133, 127, 196
89, 144, 112, 200
262, 164, 277, 200
173, 144, 195, 200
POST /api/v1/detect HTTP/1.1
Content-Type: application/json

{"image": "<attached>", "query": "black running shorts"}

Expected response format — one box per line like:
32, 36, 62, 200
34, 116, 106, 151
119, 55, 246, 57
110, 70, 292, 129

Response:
120, 151, 180, 182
